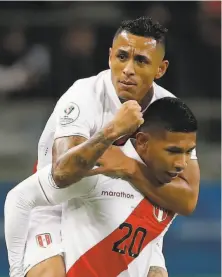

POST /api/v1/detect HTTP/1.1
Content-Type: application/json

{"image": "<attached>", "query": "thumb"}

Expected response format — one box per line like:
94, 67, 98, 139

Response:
86, 167, 107, 176
95, 158, 104, 167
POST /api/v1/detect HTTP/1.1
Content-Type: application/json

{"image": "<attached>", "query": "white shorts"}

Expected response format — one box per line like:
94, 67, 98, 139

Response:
23, 205, 64, 275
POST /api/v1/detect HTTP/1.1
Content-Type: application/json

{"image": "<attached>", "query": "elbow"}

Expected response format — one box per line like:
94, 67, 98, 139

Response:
52, 165, 83, 188
179, 198, 198, 216
51, 168, 70, 188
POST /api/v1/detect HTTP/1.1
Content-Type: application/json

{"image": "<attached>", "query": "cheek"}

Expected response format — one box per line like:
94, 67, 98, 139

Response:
152, 151, 168, 168
136, 67, 156, 83
160, 155, 171, 169
111, 59, 124, 74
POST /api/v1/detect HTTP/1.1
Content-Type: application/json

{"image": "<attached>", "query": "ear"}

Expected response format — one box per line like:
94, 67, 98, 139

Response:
135, 132, 149, 149
108, 47, 112, 68
155, 60, 169, 80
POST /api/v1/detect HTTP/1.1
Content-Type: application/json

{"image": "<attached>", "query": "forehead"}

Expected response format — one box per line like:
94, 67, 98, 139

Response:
161, 131, 196, 148
113, 31, 159, 54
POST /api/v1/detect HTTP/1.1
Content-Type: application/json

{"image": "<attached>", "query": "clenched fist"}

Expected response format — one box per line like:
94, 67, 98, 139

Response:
112, 100, 144, 137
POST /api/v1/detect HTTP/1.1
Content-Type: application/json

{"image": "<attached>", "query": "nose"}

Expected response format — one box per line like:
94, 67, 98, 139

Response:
174, 155, 187, 172
123, 60, 135, 77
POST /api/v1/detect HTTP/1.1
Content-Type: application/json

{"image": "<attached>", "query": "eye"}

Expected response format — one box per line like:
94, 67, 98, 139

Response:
117, 53, 127, 61
166, 148, 182, 155
167, 149, 179, 154
135, 56, 149, 65
137, 57, 146, 64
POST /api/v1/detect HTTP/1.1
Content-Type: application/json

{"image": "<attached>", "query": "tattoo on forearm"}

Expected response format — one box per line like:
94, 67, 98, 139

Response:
54, 126, 116, 184
73, 129, 114, 169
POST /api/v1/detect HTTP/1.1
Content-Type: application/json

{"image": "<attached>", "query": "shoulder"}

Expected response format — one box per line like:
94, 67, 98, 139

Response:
153, 82, 176, 99
55, 70, 109, 112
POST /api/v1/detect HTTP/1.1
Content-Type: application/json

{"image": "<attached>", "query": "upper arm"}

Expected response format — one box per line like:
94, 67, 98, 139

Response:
54, 83, 98, 142
52, 84, 99, 164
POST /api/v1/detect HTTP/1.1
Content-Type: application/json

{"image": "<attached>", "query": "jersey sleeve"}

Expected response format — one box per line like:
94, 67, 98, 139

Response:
190, 148, 197, 160
54, 81, 99, 140
149, 236, 167, 272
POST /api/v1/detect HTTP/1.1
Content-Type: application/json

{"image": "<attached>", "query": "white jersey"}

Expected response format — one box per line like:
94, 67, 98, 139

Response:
37, 140, 176, 277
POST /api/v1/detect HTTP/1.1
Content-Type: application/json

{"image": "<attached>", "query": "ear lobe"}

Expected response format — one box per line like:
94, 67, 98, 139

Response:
155, 60, 169, 80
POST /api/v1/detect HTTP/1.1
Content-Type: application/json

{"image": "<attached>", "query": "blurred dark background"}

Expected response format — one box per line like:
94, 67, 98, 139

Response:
0, 2, 220, 277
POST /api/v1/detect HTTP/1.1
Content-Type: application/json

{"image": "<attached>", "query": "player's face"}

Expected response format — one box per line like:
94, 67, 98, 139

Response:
136, 130, 196, 184
109, 31, 169, 103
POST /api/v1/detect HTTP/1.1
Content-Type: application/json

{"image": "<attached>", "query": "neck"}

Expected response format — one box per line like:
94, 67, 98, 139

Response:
118, 85, 154, 113
139, 86, 154, 113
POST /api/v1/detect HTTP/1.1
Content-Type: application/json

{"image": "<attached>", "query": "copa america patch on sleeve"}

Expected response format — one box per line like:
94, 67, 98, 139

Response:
59, 102, 80, 126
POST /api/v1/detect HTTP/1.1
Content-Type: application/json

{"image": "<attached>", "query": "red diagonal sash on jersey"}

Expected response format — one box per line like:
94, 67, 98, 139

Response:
67, 199, 174, 277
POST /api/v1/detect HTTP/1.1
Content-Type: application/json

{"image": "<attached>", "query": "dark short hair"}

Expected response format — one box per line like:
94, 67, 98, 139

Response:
140, 97, 198, 133
114, 16, 168, 47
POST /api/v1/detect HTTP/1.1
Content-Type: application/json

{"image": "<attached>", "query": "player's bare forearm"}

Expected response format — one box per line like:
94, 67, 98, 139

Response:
126, 159, 200, 215
52, 123, 117, 187
147, 266, 168, 277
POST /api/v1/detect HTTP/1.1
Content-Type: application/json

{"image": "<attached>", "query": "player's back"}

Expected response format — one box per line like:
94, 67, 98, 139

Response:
62, 141, 175, 277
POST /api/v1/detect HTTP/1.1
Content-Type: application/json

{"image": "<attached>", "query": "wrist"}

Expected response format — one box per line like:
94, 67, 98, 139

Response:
103, 122, 121, 141
122, 158, 138, 181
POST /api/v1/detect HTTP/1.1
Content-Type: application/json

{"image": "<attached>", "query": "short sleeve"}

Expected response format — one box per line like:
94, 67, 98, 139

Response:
149, 236, 167, 271
54, 82, 98, 140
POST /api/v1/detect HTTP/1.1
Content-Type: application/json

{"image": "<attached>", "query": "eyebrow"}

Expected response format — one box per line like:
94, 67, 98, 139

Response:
166, 146, 196, 152
134, 54, 151, 64
117, 49, 151, 64
117, 49, 129, 56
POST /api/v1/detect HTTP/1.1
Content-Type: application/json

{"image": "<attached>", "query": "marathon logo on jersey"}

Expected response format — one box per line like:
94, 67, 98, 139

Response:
36, 233, 52, 248
153, 206, 169, 222
60, 102, 80, 125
